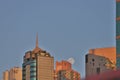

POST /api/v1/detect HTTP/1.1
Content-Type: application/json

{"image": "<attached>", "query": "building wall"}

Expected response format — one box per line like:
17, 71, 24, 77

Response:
65, 70, 80, 80
9, 67, 22, 80
3, 70, 9, 80
89, 47, 116, 64
56, 60, 72, 73
22, 59, 36, 80
57, 70, 66, 80
55, 60, 80, 80
22, 51, 32, 80
3, 67, 22, 80
86, 54, 114, 77
25, 65, 30, 80
57, 70, 80, 80
30, 60, 36, 80
37, 55, 54, 80
116, 0, 120, 68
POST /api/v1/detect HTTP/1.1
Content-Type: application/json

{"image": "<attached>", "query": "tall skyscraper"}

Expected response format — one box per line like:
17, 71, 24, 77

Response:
116, 0, 120, 68
22, 34, 54, 80
3, 67, 22, 80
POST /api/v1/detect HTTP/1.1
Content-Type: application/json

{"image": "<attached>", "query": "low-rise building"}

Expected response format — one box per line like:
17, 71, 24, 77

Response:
3, 67, 22, 80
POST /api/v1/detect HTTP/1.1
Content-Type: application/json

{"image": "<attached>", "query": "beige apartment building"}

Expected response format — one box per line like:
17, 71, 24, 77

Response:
3, 67, 22, 80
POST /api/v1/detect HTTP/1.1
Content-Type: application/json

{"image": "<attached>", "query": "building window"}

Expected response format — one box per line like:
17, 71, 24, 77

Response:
30, 65, 36, 68
96, 67, 100, 74
30, 75, 36, 78
30, 71, 36, 73
27, 58, 30, 61
86, 55, 88, 63
92, 59, 94, 62
93, 63, 94, 66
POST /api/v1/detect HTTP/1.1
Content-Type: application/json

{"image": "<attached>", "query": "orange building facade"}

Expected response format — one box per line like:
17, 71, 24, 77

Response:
89, 47, 116, 64
55, 60, 80, 80
56, 60, 72, 73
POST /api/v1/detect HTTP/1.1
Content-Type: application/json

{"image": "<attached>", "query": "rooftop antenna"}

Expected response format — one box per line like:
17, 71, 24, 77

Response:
36, 33, 39, 48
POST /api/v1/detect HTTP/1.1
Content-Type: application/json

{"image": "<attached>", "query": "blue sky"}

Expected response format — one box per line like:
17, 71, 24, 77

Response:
0, 0, 115, 78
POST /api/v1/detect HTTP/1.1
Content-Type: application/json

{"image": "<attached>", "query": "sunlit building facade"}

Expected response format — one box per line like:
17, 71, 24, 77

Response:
9, 67, 22, 80
116, 0, 120, 68
55, 60, 80, 80
22, 34, 54, 80
89, 47, 116, 64
55, 60, 72, 73
3, 67, 22, 80
3, 70, 9, 80
57, 70, 80, 80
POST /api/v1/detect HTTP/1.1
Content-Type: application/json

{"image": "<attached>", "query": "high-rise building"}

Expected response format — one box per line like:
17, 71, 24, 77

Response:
22, 34, 54, 80
3, 67, 22, 80
55, 60, 80, 80
116, 0, 120, 68
85, 54, 115, 77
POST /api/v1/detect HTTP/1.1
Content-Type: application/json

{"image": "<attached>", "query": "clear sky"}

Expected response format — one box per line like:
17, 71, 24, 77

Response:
0, 0, 116, 79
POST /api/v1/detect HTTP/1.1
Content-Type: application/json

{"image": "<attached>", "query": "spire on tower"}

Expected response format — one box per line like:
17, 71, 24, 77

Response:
36, 33, 39, 48
33, 33, 43, 53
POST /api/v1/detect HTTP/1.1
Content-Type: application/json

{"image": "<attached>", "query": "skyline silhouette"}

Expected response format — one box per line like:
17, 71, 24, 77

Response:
0, 0, 115, 79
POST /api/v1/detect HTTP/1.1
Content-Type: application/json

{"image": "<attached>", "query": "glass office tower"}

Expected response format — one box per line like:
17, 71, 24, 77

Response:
116, 0, 120, 68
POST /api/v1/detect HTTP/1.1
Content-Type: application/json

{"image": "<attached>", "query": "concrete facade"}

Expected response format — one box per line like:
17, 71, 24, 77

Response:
86, 54, 115, 77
